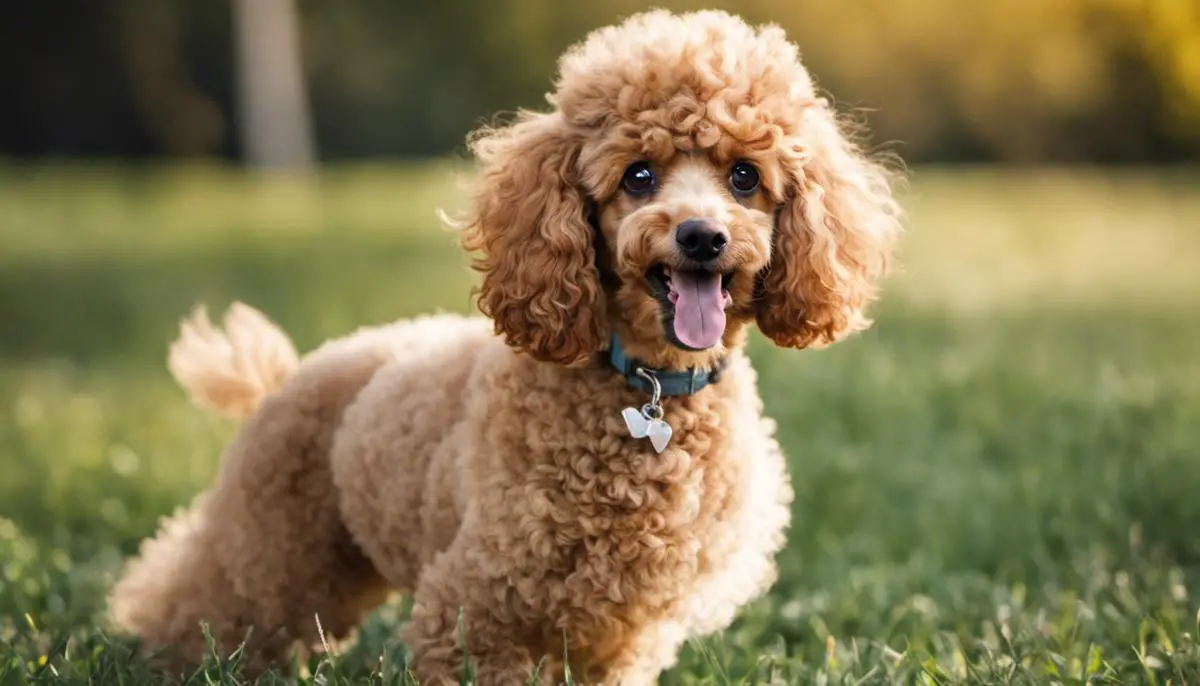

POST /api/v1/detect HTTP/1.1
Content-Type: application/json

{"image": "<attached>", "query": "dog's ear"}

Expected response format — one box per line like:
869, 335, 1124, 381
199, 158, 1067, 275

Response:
462, 112, 607, 365
756, 105, 902, 349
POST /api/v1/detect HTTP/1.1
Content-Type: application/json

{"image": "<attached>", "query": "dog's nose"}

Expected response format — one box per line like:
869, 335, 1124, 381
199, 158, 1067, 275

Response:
675, 218, 728, 262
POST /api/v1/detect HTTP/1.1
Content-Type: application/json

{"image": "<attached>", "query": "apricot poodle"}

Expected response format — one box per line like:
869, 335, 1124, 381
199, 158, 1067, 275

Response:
108, 9, 901, 685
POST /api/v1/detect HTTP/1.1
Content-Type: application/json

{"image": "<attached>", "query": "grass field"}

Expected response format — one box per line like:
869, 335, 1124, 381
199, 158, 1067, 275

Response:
2, 163, 1199, 684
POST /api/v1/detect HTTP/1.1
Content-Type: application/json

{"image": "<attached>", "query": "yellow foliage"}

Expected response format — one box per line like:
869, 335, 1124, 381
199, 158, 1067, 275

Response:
730, 0, 1196, 158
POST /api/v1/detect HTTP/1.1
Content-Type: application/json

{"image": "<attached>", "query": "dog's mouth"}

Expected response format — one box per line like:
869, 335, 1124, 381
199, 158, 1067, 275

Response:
647, 264, 734, 351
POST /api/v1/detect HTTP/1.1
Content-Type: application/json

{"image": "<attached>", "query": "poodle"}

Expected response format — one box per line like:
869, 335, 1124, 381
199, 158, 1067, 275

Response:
108, 9, 901, 685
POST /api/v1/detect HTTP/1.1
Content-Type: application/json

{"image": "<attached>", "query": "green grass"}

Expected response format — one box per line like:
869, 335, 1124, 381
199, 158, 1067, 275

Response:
2, 163, 1200, 684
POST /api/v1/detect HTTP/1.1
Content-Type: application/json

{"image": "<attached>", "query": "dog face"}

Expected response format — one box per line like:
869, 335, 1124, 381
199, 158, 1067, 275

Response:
590, 151, 777, 369
462, 10, 901, 370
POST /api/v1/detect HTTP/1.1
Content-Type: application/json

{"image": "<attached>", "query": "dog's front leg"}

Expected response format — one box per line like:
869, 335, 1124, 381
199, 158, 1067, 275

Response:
402, 532, 547, 685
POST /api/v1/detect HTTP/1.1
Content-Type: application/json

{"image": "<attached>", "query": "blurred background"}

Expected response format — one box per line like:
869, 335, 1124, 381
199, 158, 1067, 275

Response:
1, 0, 1198, 165
2, 1, 1200, 683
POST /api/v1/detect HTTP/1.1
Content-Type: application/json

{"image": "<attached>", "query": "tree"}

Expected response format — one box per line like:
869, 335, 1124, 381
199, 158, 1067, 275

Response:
231, 0, 314, 170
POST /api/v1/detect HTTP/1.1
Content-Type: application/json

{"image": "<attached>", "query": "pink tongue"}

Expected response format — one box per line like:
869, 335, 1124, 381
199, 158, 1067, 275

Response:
671, 271, 726, 349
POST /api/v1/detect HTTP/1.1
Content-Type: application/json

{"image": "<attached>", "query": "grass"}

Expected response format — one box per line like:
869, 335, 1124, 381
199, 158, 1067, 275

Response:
2, 162, 1200, 684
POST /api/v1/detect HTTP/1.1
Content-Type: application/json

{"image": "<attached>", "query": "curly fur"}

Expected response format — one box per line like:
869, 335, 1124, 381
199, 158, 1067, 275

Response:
463, 111, 608, 366
108, 10, 901, 685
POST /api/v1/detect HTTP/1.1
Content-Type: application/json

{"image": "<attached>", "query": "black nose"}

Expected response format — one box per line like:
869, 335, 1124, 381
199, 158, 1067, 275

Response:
675, 218, 728, 262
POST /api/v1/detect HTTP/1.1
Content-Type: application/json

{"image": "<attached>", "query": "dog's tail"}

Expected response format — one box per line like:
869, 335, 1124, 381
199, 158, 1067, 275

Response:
167, 302, 299, 419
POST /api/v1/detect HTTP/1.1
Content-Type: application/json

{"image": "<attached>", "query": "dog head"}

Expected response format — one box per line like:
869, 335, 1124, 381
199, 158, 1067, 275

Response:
462, 10, 902, 370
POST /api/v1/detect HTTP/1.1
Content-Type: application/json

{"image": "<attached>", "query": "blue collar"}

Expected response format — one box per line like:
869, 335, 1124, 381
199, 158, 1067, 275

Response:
607, 334, 725, 397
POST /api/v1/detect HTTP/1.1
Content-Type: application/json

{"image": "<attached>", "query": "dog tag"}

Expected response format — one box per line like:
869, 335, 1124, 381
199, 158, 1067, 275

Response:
646, 418, 672, 453
622, 405, 672, 454
622, 407, 650, 438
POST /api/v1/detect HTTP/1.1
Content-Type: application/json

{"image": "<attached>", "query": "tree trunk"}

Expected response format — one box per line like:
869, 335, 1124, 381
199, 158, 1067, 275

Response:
231, 0, 315, 170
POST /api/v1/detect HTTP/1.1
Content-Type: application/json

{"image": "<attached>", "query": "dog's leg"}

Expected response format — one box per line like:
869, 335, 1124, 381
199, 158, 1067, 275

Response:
109, 353, 393, 675
571, 619, 687, 686
401, 529, 547, 686
106, 490, 295, 672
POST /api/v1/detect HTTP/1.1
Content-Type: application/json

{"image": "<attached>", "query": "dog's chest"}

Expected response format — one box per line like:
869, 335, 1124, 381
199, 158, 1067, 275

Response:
504, 385, 747, 625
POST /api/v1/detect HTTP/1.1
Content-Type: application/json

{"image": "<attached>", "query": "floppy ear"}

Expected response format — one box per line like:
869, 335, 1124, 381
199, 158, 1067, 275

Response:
461, 112, 607, 365
757, 106, 902, 349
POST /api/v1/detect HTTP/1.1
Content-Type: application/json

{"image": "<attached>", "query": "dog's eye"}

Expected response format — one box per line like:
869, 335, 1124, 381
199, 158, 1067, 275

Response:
729, 162, 760, 195
621, 162, 656, 196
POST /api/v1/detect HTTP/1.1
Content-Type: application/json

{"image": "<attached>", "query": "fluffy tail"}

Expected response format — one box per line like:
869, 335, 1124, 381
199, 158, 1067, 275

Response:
167, 302, 299, 418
